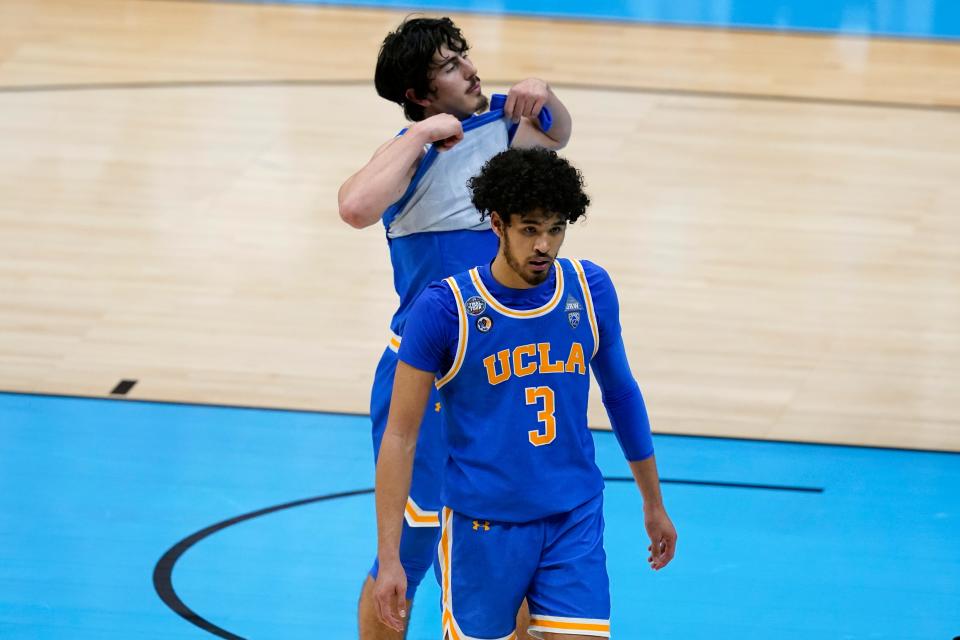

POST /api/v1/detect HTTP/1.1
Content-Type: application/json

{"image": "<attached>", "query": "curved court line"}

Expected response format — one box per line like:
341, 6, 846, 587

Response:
152, 488, 374, 640
1, 78, 957, 113
152, 473, 823, 638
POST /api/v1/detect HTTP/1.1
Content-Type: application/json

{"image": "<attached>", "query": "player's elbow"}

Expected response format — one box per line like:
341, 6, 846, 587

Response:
382, 422, 419, 453
339, 204, 367, 229
338, 194, 378, 229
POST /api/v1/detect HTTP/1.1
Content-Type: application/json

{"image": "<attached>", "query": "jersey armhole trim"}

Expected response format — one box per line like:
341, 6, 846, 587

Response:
381, 142, 438, 231
569, 258, 600, 359
436, 277, 468, 389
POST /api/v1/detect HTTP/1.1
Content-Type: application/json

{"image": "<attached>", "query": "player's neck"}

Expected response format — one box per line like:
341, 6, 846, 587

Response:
490, 256, 536, 290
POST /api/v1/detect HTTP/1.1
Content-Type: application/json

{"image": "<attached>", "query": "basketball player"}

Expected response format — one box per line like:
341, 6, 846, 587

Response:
373, 147, 677, 639
337, 16, 573, 640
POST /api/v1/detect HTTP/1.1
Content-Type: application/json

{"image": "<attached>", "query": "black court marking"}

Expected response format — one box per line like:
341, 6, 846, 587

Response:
153, 488, 374, 639
110, 379, 137, 396
0, 79, 368, 93
1, 78, 958, 114
605, 476, 824, 493
4, 389, 957, 455
153, 475, 820, 637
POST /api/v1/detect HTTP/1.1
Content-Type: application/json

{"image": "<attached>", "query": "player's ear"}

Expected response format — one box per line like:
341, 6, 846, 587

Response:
490, 212, 504, 238
404, 88, 432, 108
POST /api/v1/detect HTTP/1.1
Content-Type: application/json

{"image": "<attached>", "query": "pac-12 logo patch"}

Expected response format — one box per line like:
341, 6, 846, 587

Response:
476, 316, 493, 333
566, 295, 582, 329
465, 296, 487, 316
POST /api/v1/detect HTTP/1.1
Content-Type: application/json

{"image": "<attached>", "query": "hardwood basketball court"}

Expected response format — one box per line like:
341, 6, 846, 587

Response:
1, 0, 958, 447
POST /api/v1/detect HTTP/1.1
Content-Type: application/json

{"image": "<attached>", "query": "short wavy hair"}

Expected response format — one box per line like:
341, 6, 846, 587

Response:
374, 17, 469, 122
468, 148, 590, 224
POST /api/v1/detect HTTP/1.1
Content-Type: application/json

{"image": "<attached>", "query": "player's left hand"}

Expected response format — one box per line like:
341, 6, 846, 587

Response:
504, 78, 551, 124
373, 558, 408, 632
644, 506, 677, 571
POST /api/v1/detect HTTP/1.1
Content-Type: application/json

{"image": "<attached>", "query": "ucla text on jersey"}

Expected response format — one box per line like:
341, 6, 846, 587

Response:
434, 258, 606, 522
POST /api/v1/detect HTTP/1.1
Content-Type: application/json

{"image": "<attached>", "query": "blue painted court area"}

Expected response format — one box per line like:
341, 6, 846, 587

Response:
0, 391, 958, 639
262, 0, 960, 40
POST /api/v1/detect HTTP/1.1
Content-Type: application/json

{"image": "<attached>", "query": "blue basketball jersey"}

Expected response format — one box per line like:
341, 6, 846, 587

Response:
382, 111, 512, 338
435, 258, 605, 522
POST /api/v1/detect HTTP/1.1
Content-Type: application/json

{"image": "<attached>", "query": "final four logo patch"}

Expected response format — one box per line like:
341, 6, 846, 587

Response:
565, 294, 582, 329
476, 316, 493, 333
465, 296, 487, 316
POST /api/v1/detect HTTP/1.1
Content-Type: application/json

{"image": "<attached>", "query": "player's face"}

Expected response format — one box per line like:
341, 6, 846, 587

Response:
422, 45, 488, 119
493, 211, 567, 287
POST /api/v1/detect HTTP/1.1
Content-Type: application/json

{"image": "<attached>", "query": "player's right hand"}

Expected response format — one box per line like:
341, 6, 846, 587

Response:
373, 558, 408, 632
644, 506, 677, 571
414, 113, 464, 152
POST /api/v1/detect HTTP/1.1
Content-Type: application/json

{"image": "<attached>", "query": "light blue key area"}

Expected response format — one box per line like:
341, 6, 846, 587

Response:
260, 0, 960, 40
1, 392, 957, 639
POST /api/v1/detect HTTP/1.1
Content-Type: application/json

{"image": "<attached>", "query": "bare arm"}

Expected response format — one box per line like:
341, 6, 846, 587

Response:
372, 361, 436, 631
506, 79, 573, 150
338, 115, 465, 229
629, 456, 677, 571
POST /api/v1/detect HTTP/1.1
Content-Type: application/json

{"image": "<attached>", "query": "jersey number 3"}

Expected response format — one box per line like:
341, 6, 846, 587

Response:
525, 386, 556, 446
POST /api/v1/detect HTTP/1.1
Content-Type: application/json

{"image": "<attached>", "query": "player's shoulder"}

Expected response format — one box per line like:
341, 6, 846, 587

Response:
406, 279, 461, 336
417, 279, 458, 307
565, 258, 613, 289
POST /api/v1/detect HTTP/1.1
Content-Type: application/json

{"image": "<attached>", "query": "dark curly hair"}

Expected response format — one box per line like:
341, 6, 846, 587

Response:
468, 148, 590, 224
374, 17, 469, 122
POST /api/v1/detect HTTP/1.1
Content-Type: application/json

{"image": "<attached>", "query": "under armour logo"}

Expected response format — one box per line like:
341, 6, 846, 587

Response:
472, 520, 490, 531
435, 402, 441, 413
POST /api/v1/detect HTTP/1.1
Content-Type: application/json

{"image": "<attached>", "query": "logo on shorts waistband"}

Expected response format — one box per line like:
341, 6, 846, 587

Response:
472, 520, 490, 531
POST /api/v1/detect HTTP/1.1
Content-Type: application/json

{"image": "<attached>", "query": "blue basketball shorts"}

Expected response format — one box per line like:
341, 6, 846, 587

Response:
437, 493, 611, 639
368, 345, 445, 599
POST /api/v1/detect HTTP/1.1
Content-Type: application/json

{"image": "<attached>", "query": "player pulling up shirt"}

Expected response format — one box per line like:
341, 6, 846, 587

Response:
374, 148, 677, 640
337, 17, 574, 640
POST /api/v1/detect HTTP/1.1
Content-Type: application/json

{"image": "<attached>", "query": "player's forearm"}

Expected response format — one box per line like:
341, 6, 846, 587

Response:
338, 129, 428, 228
592, 341, 654, 461
629, 456, 666, 513
541, 87, 572, 148
374, 361, 436, 560
375, 430, 417, 561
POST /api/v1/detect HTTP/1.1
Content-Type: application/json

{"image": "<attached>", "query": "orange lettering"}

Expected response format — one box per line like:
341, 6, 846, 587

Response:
537, 343, 565, 374
483, 349, 512, 385
565, 342, 586, 374
513, 344, 538, 377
